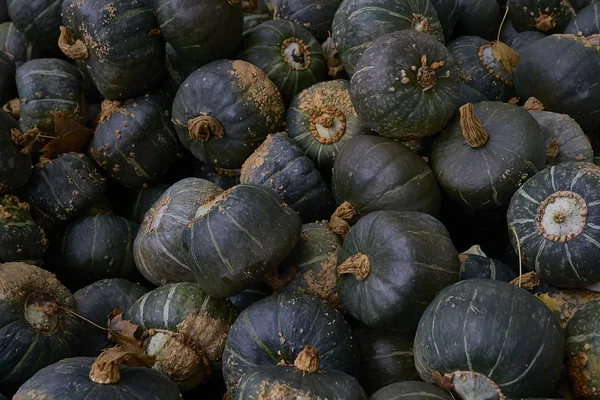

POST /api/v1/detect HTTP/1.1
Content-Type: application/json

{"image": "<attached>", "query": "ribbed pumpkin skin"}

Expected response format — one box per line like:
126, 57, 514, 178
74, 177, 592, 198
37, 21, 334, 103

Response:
350, 30, 459, 140
507, 0, 575, 33
0, 109, 31, 193
0, 22, 37, 68
61, 0, 165, 100
0, 195, 47, 265
507, 162, 600, 288
238, 20, 327, 103
74, 278, 147, 357
182, 184, 302, 299
565, 3, 600, 36
222, 292, 360, 397
414, 279, 565, 398
134, 178, 223, 286
25, 153, 107, 223
13, 357, 183, 400
371, 381, 454, 400
332, 0, 444, 76
172, 59, 285, 170
458, 82, 487, 107
240, 133, 335, 223
270, 0, 342, 43
459, 254, 517, 281
0, 262, 81, 391
513, 35, 600, 132
117, 183, 171, 224
337, 211, 460, 332
0, 51, 15, 106
7, 0, 62, 49
332, 135, 441, 218
16, 58, 87, 136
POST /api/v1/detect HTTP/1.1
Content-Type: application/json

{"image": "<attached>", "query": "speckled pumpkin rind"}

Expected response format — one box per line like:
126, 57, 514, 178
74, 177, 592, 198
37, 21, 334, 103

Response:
0, 194, 47, 264
507, 0, 575, 33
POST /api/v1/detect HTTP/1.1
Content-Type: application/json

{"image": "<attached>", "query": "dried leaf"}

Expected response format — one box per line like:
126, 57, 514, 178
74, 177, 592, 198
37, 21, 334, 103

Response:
509, 271, 541, 290
432, 370, 454, 392
107, 309, 146, 351
491, 41, 519, 75
89, 346, 155, 384
3, 98, 20, 120
40, 112, 94, 160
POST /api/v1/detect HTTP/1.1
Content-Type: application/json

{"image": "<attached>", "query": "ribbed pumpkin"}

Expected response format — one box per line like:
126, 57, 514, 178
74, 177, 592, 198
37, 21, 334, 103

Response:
6, 0, 62, 50
501, 24, 546, 53
270, 0, 341, 43
371, 381, 454, 400
0, 108, 30, 193
565, 3, 600, 36
0, 22, 37, 68
459, 245, 517, 282
507, 0, 575, 33
117, 183, 171, 224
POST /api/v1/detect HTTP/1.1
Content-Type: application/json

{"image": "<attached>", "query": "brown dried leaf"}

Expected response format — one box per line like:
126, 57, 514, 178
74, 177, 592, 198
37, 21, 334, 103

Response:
432, 370, 454, 392
509, 271, 540, 290
40, 112, 94, 160
491, 41, 519, 75
107, 309, 146, 351
89, 346, 155, 384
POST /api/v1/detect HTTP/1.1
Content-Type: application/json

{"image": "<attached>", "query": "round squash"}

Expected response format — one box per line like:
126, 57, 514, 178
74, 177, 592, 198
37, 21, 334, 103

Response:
243, 0, 272, 33
455, 0, 502, 40
237, 20, 327, 103
7, 0, 62, 50
116, 183, 171, 224
503, 30, 546, 54
458, 82, 488, 106
459, 245, 517, 282
0, 22, 38, 68
228, 282, 271, 313
507, 0, 575, 33
270, 0, 341, 43
414, 279, 565, 398
371, 381, 454, 400
0, 108, 31, 193
192, 159, 241, 190
431, 0, 459, 39
349, 30, 460, 140
172, 59, 285, 171
565, 3, 600, 36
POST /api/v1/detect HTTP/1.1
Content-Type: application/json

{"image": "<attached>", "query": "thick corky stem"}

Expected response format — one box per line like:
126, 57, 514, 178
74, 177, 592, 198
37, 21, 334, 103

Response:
3, 98, 20, 120
337, 253, 370, 281
523, 97, 545, 111
264, 265, 297, 290
294, 345, 320, 374
89, 347, 156, 385
329, 201, 358, 238
95, 100, 124, 124
58, 26, 89, 60
546, 139, 560, 164
535, 11, 556, 32
459, 104, 488, 148
188, 116, 224, 141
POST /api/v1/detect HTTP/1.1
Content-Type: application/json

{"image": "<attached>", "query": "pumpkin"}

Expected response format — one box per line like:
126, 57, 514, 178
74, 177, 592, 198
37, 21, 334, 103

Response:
336, 210, 460, 332
0, 51, 14, 106
25, 153, 107, 224
0, 262, 80, 390
222, 292, 360, 397
235, 345, 368, 400
507, 0, 575, 33
6, 0, 62, 50
237, 20, 327, 103
270, 0, 341, 43
116, 183, 171, 224
0, 22, 38, 68
455, 0, 502, 40
349, 30, 459, 140
0, 108, 30, 193
565, 3, 600, 37
243, 0, 271, 33
431, 0, 460, 39
570, 0, 599, 11
134, 177, 223, 286
0, 194, 47, 265
430, 102, 546, 210
60, 0, 165, 100
371, 381, 454, 400
285, 80, 372, 179
458, 82, 488, 106
513, 35, 600, 132
459, 245, 517, 282
503, 30, 546, 54
228, 282, 272, 313
172, 59, 285, 171
414, 279, 565, 398
240, 133, 335, 223
332, 0, 444, 76
193, 160, 241, 190
73, 278, 148, 357
507, 162, 600, 288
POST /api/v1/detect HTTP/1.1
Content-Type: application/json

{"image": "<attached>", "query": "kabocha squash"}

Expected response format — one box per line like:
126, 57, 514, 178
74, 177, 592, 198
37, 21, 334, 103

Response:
0, 109, 30, 194
285, 80, 372, 178
0, 52, 15, 106
237, 20, 327, 103
0, 194, 47, 265
503, 30, 546, 53
193, 160, 241, 190
507, 162, 600, 288
240, 133, 335, 223
0, 22, 37, 68
349, 30, 460, 140
60, 0, 165, 100
0, 262, 80, 390
89, 93, 180, 188
565, 3, 600, 36
73, 278, 147, 357
172, 59, 285, 171
243, 0, 271, 33
332, 0, 444, 76
6, 0, 62, 50
513, 35, 600, 132
430, 102, 546, 210
228, 282, 271, 312
270, 0, 342, 43
459, 245, 517, 281
337, 211, 460, 332
414, 279, 565, 398
371, 381, 454, 400
431, 0, 460, 39
235, 345, 368, 400
455, 0, 502, 40
222, 292, 360, 397
458, 82, 488, 107
182, 184, 302, 298
507, 0, 575, 33
117, 183, 171, 224
134, 178, 223, 286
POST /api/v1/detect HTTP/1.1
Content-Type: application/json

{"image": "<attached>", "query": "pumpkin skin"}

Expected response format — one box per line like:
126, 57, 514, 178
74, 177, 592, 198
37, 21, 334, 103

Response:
431, 0, 459, 39
507, 162, 600, 288
565, 3, 600, 36
134, 178, 223, 287
73, 278, 147, 357
0, 262, 81, 391
430, 101, 546, 210
458, 82, 488, 107
6, 0, 61, 50
228, 283, 272, 313
172, 59, 285, 170
337, 211, 460, 332
240, 133, 335, 223
0, 22, 38, 68
332, 0, 444, 76
507, 0, 575, 33
460, 254, 517, 282
270, 0, 342, 43
350, 30, 460, 140
503, 30, 546, 54
0, 108, 31, 193
61, 0, 165, 100
237, 20, 327, 103
222, 292, 360, 397
371, 381, 454, 400
117, 183, 171, 224
12, 357, 183, 400
0, 51, 15, 106
243, 0, 271, 33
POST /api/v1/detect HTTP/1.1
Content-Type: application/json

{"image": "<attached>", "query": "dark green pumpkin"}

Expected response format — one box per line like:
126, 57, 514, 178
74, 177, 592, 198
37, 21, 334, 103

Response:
349, 30, 460, 140
0, 108, 30, 193
0, 262, 80, 391
6, 0, 62, 50
192, 159, 241, 190
371, 381, 454, 400
134, 178, 223, 286
565, 3, 600, 36
172, 59, 285, 171
0, 51, 15, 106
73, 278, 148, 357
240, 133, 335, 223
116, 183, 171, 224
227, 282, 272, 313
503, 31, 547, 54
455, 0, 501, 40
431, 0, 459, 39
507, 0, 575, 33
61, 0, 165, 100
270, 0, 342, 43
458, 82, 488, 107
507, 162, 600, 288
222, 292, 360, 397
243, 0, 271, 33
431, 102, 546, 210
332, 0, 444, 76
414, 279, 565, 398
459, 245, 517, 282
237, 20, 327, 103
13, 357, 182, 400
0, 22, 38, 68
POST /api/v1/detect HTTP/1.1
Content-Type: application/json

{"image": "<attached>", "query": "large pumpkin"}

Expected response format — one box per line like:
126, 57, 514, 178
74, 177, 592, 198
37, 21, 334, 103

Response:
7, 0, 62, 50
0, 22, 37, 68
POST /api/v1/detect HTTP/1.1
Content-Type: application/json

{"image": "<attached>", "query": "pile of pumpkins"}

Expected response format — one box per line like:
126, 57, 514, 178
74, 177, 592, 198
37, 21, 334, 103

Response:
1, 0, 600, 398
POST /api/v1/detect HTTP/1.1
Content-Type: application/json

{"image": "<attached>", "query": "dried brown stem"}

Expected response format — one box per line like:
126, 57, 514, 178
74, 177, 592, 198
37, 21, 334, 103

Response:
337, 253, 370, 281
459, 104, 488, 148
188, 116, 224, 141
58, 26, 89, 60
329, 201, 358, 238
294, 345, 320, 374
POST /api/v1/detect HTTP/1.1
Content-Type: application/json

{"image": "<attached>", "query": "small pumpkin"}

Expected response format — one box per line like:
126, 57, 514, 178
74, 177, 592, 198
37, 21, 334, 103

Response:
507, 0, 575, 33
270, 0, 342, 43
6, 0, 62, 50
455, 0, 502, 40
116, 183, 171, 224
565, 3, 600, 37
459, 245, 517, 282
0, 108, 31, 193
0, 22, 38, 68
371, 381, 454, 400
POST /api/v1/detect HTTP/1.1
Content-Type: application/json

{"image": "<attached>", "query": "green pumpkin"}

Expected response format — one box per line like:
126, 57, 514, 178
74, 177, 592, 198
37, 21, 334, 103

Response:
0, 22, 38, 68
0, 108, 31, 193
349, 30, 460, 140
332, 0, 444, 76
238, 20, 327, 103
500, 23, 546, 53
371, 381, 454, 400
431, 0, 459, 39
270, 0, 342, 43
6, 0, 62, 50
414, 279, 565, 398
116, 183, 171, 224
227, 282, 272, 313
507, 0, 575, 33
459, 245, 517, 282
565, 3, 600, 36
243, 0, 272, 33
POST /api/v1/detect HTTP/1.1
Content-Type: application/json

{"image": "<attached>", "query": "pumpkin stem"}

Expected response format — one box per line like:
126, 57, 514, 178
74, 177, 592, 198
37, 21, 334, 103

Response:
329, 201, 358, 238
546, 139, 560, 163
95, 100, 124, 124
10, 127, 40, 156
458, 244, 487, 263
323, 33, 344, 79
89, 346, 156, 385
535, 10, 557, 32
188, 115, 224, 141
294, 345, 320, 374
507, 97, 519, 105
522, 97, 545, 111
415, 55, 444, 91
459, 104, 488, 148
411, 14, 430, 33
282, 38, 311, 71
214, 167, 241, 177
227, 0, 257, 12
263, 265, 297, 290
310, 107, 347, 144
3, 98, 20, 120
337, 253, 370, 281
444, 371, 506, 400
58, 26, 89, 60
